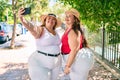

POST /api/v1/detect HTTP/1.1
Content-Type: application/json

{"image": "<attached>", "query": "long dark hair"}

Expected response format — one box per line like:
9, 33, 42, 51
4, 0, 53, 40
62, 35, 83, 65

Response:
72, 16, 88, 48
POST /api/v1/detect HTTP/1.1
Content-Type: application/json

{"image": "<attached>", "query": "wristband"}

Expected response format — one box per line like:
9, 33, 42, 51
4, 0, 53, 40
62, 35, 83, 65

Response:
65, 65, 70, 68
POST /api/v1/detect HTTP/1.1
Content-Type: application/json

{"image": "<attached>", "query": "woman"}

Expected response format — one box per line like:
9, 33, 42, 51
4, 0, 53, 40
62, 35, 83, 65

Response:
61, 8, 94, 80
18, 8, 62, 80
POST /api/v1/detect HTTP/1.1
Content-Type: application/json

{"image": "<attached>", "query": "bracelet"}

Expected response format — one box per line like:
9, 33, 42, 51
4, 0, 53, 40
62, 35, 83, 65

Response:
65, 65, 70, 68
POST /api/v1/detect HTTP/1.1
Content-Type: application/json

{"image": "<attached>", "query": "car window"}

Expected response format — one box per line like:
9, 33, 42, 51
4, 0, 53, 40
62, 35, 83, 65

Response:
3, 25, 7, 31
0, 23, 13, 33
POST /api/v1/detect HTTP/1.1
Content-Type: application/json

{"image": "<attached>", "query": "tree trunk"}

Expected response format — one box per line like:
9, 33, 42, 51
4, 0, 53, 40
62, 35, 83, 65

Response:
10, 13, 16, 49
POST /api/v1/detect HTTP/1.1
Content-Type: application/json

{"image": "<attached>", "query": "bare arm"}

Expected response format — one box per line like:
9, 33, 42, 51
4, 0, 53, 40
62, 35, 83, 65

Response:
64, 30, 81, 74
18, 8, 43, 38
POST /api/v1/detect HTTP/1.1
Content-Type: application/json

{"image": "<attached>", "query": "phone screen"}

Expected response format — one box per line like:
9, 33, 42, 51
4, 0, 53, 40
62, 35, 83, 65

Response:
22, 7, 31, 15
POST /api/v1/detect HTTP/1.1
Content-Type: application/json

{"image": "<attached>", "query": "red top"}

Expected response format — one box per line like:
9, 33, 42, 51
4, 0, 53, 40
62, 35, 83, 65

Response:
61, 29, 83, 54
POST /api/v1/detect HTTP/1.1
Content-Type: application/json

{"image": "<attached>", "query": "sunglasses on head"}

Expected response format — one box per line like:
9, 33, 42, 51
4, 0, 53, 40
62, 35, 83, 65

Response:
48, 14, 56, 17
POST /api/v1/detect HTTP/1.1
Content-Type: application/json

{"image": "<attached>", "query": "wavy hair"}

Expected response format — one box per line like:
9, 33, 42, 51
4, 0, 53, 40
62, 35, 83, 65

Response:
72, 16, 88, 48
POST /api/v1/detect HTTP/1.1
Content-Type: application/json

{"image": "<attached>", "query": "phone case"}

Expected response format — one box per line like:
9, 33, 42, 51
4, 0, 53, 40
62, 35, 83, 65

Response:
22, 7, 31, 15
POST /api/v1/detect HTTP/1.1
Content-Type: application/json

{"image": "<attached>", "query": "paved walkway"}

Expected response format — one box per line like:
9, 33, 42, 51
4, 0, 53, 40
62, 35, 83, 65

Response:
0, 31, 119, 80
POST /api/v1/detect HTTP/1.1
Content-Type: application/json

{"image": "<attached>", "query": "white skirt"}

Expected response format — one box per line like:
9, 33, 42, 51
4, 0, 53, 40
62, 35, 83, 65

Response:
60, 48, 94, 80
70, 48, 94, 80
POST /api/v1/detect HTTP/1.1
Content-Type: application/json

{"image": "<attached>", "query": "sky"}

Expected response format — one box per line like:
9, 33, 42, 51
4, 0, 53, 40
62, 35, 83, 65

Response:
49, 0, 56, 7
8, 0, 12, 4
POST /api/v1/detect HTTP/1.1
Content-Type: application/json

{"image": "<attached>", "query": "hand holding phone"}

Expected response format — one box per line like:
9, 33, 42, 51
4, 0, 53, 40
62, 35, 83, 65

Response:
22, 7, 31, 15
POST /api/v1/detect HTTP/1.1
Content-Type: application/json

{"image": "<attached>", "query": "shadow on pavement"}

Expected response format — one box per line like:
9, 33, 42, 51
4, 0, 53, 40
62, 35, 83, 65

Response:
0, 63, 30, 80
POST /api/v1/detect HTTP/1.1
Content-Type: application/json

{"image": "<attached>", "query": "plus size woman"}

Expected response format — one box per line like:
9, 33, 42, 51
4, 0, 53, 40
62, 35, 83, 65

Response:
18, 8, 62, 80
61, 8, 94, 80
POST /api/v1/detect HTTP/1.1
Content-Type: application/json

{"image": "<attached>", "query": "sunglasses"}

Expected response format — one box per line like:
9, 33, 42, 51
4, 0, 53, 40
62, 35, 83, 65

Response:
48, 14, 56, 17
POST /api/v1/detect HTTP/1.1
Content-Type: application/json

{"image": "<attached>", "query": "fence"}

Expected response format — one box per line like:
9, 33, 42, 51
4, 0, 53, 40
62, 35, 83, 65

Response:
105, 31, 120, 69
88, 27, 120, 73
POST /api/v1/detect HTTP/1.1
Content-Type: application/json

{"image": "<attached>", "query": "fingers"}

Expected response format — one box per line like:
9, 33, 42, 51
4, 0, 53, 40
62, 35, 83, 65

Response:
64, 67, 70, 75
18, 8, 25, 18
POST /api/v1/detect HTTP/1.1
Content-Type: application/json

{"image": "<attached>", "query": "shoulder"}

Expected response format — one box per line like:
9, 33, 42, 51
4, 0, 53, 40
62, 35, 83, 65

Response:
68, 29, 77, 37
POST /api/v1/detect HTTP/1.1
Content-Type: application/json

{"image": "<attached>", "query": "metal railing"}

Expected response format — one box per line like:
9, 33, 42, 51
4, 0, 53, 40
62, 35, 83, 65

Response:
105, 31, 120, 69
88, 28, 120, 72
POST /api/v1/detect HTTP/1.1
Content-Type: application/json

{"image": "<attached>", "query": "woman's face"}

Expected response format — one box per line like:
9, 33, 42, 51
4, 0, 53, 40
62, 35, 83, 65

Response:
65, 13, 75, 26
45, 16, 57, 29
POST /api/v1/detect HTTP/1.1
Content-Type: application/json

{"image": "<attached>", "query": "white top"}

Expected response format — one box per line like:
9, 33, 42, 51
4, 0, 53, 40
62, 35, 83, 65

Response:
36, 27, 61, 54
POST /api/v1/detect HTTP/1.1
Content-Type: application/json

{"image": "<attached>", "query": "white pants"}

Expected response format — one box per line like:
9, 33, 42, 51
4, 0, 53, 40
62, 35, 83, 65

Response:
61, 48, 94, 80
28, 51, 62, 80
60, 54, 70, 80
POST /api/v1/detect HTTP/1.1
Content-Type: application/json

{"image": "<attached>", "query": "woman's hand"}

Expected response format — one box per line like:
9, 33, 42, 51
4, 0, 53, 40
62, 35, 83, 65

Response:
64, 65, 70, 75
18, 8, 25, 18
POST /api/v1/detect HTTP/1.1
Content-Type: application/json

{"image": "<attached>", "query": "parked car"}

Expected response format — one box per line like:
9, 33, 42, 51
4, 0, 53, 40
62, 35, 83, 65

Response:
0, 22, 13, 42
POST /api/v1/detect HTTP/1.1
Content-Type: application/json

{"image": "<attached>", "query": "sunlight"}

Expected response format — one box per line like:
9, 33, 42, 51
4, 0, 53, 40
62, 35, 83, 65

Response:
49, 0, 56, 7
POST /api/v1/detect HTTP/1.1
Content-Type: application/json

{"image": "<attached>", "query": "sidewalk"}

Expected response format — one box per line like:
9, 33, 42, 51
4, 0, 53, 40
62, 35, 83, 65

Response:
0, 31, 118, 80
0, 32, 35, 80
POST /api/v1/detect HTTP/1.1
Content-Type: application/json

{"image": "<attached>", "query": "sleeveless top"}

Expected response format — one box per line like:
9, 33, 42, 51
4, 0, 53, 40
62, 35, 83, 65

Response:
35, 27, 61, 54
61, 28, 83, 54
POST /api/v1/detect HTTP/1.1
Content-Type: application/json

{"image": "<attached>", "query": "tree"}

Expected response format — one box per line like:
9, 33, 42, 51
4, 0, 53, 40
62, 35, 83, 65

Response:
59, 0, 120, 46
10, 0, 49, 49
10, 0, 17, 49
59, 0, 120, 32
29, 0, 49, 22
0, 0, 10, 21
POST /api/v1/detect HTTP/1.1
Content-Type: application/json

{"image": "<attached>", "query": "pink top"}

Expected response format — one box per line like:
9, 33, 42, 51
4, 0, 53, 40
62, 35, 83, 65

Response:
61, 29, 83, 54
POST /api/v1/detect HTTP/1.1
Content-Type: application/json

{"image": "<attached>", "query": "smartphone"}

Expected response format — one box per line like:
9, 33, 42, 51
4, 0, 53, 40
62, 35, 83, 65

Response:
22, 7, 31, 15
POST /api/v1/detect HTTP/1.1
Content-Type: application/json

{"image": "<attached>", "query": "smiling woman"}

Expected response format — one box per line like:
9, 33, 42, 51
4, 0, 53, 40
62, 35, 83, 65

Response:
18, 7, 62, 80
60, 8, 94, 80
